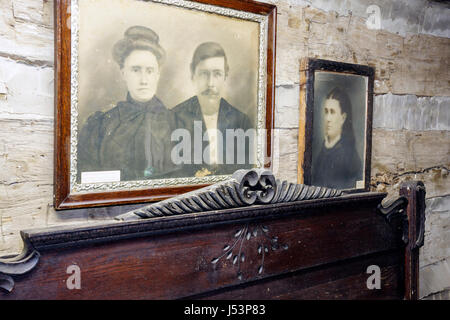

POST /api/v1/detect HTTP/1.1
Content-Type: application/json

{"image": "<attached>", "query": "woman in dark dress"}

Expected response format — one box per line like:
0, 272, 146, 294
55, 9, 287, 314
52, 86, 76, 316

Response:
312, 87, 362, 189
77, 26, 177, 182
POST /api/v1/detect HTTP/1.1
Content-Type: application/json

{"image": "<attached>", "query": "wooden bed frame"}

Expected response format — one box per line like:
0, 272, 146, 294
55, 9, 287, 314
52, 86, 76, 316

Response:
0, 170, 425, 300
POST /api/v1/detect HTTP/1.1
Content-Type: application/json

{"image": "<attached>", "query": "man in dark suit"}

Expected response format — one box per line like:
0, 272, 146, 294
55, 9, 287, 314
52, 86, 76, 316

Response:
173, 42, 255, 177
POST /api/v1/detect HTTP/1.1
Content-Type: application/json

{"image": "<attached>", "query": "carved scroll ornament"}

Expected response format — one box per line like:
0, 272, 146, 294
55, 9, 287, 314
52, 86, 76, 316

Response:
0, 241, 40, 293
117, 169, 343, 221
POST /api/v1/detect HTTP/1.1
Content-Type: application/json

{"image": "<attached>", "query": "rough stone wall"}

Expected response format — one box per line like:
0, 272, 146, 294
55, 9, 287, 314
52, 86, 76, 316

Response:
0, 0, 448, 299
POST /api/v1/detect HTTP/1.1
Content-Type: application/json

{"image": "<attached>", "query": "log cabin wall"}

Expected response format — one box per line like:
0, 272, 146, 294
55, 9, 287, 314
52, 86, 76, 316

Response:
0, 0, 449, 299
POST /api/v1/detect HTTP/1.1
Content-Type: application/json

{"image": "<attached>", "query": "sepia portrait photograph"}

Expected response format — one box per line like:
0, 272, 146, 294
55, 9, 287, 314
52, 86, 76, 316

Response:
54, 0, 276, 209
299, 59, 374, 192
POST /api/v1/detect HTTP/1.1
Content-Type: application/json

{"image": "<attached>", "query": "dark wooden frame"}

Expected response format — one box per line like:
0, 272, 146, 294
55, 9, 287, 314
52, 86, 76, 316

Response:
298, 58, 374, 192
54, 0, 277, 210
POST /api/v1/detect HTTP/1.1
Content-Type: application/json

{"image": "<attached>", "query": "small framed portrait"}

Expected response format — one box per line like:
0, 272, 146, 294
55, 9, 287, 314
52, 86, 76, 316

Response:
54, 0, 276, 209
298, 58, 374, 192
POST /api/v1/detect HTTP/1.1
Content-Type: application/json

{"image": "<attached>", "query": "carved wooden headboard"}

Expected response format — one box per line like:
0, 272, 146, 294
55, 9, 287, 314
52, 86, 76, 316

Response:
0, 170, 425, 300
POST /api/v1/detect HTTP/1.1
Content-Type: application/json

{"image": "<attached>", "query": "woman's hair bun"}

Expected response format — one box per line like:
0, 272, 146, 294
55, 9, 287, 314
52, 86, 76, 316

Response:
124, 25, 159, 43
112, 26, 165, 68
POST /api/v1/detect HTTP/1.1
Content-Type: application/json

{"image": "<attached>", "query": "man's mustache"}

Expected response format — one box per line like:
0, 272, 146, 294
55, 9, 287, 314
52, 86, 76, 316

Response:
201, 88, 220, 97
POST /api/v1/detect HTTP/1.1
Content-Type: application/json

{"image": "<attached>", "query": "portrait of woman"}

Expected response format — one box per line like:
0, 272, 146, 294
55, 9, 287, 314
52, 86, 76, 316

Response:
311, 86, 363, 189
77, 25, 177, 182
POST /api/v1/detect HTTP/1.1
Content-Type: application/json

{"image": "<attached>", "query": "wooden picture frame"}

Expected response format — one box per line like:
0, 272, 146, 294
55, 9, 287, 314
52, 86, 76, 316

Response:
54, 0, 276, 209
298, 58, 374, 192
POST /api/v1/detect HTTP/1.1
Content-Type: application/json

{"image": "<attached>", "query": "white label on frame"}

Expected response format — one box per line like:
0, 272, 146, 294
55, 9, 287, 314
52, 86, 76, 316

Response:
356, 180, 365, 189
81, 171, 121, 184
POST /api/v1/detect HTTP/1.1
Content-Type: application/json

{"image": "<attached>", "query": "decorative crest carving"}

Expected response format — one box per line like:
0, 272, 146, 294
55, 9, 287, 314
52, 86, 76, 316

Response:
211, 222, 289, 280
117, 169, 343, 221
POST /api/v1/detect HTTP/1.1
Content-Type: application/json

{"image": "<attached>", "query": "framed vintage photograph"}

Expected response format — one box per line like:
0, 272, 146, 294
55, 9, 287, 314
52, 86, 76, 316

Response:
298, 58, 374, 192
54, 0, 276, 209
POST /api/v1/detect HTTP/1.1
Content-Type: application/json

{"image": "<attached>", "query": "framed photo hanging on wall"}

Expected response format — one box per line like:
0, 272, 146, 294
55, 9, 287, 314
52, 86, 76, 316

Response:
298, 58, 374, 192
54, 0, 276, 209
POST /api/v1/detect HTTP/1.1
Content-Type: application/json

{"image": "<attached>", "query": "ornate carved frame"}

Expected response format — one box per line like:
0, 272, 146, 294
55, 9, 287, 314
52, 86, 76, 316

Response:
54, 0, 277, 209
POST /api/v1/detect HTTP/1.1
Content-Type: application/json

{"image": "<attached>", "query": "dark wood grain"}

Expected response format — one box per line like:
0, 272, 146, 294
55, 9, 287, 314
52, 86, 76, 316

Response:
54, 0, 71, 209
195, 250, 404, 300
264, 4, 276, 168
1, 192, 403, 300
401, 181, 426, 300
53, 0, 277, 210
25, 192, 386, 251
0, 182, 425, 300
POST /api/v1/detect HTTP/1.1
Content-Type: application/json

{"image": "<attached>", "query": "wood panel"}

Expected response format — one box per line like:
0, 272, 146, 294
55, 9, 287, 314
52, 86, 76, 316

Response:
199, 250, 404, 300
2, 193, 401, 300
0, 181, 425, 300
